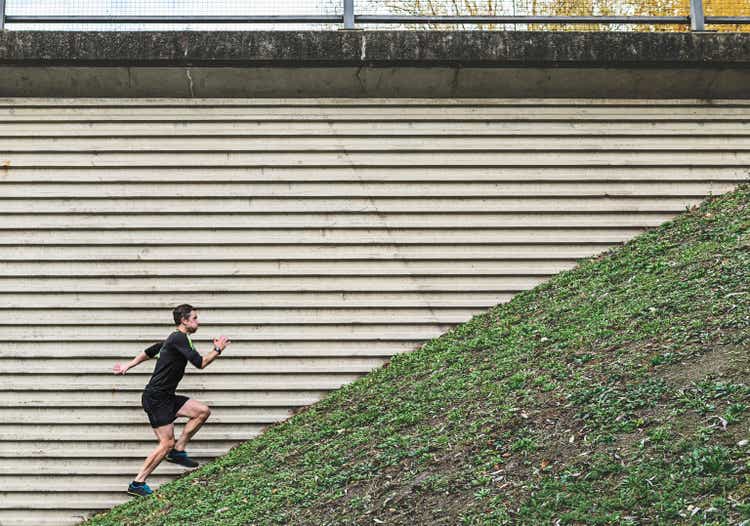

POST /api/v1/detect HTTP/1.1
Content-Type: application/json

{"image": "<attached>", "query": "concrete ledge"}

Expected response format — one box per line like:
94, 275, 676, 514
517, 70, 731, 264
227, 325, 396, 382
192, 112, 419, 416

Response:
0, 31, 749, 97
2, 31, 750, 67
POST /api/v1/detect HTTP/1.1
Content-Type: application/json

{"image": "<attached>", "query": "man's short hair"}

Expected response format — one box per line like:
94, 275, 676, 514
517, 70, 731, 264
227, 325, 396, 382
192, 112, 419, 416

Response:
173, 304, 196, 325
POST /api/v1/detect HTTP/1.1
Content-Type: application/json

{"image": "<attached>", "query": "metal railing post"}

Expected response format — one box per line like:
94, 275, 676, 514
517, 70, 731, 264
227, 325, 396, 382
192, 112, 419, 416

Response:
343, 0, 355, 29
0, 0, 6, 30
690, 0, 705, 31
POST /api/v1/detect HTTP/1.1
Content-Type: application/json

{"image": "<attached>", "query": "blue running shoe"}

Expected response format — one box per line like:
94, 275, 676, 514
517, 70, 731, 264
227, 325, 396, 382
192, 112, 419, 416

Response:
127, 481, 153, 497
166, 449, 199, 468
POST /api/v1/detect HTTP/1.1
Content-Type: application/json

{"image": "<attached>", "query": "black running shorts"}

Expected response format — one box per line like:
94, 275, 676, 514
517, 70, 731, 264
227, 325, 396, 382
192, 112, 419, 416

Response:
141, 391, 190, 428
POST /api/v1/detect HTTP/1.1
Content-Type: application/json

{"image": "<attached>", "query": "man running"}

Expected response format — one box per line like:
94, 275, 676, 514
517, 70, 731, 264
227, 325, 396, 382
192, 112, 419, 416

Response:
112, 304, 230, 497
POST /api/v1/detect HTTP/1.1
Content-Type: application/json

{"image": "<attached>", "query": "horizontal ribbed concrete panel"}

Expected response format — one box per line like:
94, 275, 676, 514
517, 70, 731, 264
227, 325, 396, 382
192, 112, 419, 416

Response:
0, 98, 747, 105
1, 373, 363, 391
1, 167, 747, 182
5, 121, 750, 137
0, 198, 703, 213
0, 182, 733, 197
0, 357, 389, 374
0, 97, 743, 525
0, 246, 612, 261
0, 458, 218, 475
0, 308, 483, 324
0, 515, 119, 525
6, 109, 750, 120
0, 213, 675, 229
0, 407, 293, 424
0, 276, 550, 292
0, 325, 452, 341
0, 229, 644, 245
0, 423, 264, 441
0, 514, 108, 526
0, 423, 263, 441
0, 493, 149, 509
1, 475, 176, 491
0, 443, 242, 458
2, 104, 750, 119
0, 260, 579, 275
0, 390, 327, 407
5, 136, 750, 151
0, 341, 420, 358
3, 151, 750, 166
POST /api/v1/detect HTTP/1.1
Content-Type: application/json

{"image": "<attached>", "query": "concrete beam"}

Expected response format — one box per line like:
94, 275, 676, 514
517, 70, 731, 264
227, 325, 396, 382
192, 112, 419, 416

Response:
0, 31, 749, 97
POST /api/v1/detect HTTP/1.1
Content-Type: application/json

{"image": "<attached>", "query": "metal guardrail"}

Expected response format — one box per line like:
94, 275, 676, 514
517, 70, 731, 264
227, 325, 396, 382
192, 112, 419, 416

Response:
0, 0, 748, 31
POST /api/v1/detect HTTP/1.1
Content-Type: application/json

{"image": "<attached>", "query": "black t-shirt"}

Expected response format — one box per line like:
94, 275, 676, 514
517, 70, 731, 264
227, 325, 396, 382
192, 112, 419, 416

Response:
143, 331, 203, 395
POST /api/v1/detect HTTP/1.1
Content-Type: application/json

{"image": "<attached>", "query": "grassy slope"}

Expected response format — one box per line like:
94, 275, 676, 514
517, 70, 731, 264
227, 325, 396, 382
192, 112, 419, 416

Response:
87, 185, 750, 526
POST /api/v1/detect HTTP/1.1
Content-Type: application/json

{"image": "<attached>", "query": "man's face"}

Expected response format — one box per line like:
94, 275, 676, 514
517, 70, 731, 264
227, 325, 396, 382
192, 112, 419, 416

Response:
182, 311, 199, 333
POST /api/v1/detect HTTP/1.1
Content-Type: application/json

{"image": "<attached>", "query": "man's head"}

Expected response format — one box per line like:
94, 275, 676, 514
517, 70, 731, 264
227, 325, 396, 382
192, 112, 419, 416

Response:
173, 304, 199, 333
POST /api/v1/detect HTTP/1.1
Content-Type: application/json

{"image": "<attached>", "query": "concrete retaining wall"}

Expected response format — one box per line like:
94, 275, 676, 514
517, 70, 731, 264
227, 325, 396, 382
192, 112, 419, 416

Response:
0, 29, 748, 525
0, 97, 747, 524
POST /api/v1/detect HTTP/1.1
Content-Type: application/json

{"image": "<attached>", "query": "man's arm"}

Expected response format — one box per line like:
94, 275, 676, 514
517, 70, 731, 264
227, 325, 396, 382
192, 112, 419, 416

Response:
112, 342, 162, 375
199, 349, 220, 370
198, 336, 231, 369
175, 333, 230, 370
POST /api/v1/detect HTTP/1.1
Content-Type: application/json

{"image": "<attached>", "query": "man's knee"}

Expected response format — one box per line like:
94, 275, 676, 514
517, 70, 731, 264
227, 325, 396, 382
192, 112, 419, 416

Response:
161, 437, 175, 450
192, 400, 210, 420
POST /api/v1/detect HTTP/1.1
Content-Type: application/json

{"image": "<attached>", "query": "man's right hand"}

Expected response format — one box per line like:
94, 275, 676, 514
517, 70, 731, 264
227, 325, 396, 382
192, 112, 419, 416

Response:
112, 363, 128, 375
213, 336, 231, 352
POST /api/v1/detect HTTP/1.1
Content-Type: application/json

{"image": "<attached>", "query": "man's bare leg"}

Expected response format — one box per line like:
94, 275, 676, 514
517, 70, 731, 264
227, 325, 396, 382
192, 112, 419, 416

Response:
174, 398, 211, 451
134, 424, 175, 483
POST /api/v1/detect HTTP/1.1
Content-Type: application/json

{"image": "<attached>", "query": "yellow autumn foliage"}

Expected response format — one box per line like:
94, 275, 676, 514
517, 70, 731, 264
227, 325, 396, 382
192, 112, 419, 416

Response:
383, 0, 750, 31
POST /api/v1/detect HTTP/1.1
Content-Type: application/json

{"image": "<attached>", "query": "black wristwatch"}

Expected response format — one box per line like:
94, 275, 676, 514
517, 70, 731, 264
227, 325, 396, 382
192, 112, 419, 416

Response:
213, 345, 222, 355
